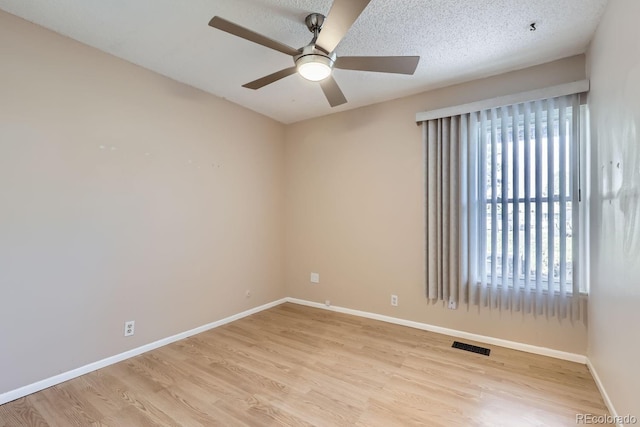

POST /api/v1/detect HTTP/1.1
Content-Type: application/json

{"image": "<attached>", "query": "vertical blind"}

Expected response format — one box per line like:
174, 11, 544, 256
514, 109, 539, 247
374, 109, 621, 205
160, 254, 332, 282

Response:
470, 94, 582, 317
424, 116, 461, 304
423, 93, 585, 319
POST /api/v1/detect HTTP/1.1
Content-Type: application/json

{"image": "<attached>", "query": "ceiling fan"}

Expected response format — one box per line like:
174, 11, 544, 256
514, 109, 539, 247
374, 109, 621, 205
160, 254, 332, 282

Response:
208, 0, 420, 107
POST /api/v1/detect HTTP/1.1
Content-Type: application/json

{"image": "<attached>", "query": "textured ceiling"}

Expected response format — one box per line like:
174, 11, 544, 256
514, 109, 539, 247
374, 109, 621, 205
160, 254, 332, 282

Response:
0, 0, 608, 123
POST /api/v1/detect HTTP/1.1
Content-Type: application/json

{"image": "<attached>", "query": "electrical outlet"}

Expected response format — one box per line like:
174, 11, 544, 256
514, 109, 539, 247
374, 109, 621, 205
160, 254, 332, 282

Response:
124, 320, 135, 337
391, 294, 398, 306
245, 290, 251, 298
448, 300, 457, 310
310, 272, 320, 283
325, 299, 331, 307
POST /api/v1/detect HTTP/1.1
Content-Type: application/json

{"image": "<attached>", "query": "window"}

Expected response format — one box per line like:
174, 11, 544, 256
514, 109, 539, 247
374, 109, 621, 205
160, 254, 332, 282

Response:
472, 95, 587, 296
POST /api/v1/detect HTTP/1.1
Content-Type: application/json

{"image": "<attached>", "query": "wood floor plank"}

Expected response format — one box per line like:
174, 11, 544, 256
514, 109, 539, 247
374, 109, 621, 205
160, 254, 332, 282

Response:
0, 398, 48, 427
0, 303, 609, 426
35, 383, 101, 426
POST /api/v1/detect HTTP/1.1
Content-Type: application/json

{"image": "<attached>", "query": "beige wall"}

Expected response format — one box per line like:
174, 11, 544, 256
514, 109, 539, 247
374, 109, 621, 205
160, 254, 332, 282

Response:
284, 55, 589, 354
0, 11, 285, 395
586, 0, 640, 419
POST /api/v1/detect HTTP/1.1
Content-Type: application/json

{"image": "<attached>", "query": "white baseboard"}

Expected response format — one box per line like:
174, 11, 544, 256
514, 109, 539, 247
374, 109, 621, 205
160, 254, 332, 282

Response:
0, 298, 287, 406
586, 358, 621, 426
285, 297, 587, 364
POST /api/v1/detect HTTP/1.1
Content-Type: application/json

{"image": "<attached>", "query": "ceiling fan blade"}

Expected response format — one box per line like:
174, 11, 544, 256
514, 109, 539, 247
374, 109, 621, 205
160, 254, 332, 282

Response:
320, 76, 347, 107
315, 0, 371, 54
242, 67, 298, 90
335, 56, 420, 75
209, 16, 299, 57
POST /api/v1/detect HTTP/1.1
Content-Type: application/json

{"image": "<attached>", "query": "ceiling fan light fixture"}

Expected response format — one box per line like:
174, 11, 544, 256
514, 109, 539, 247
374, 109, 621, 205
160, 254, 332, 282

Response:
297, 58, 332, 81
295, 45, 335, 82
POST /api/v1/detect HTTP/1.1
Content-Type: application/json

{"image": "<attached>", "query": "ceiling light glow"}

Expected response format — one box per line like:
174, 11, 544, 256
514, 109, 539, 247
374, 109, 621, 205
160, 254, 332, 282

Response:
298, 60, 332, 81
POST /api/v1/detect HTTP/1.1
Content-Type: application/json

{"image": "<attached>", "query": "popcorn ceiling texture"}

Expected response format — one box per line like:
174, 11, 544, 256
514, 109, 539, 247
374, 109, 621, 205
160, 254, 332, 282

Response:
0, 0, 607, 123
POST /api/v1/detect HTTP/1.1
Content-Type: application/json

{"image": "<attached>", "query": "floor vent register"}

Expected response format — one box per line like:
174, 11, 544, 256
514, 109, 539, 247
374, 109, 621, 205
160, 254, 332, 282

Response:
452, 341, 491, 356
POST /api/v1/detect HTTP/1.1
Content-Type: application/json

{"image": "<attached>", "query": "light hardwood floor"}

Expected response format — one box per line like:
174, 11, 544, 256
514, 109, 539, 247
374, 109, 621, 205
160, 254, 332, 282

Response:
0, 303, 608, 426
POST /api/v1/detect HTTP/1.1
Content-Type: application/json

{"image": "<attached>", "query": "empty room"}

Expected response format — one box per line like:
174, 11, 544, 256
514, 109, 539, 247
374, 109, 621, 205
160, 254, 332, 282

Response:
0, 0, 638, 425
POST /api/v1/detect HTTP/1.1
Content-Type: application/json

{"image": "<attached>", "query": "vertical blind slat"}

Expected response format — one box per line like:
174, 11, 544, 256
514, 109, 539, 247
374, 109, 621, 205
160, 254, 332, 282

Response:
460, 115, 468, 304
523, 102, 532, 312
479, 110, 488, 306
571, 95, 581, 297
546, 98, 555, 314
534, 100, 544, 312
490, 108, 499, 307
426, 122, 437, 299
558, 97, 568, 312
470, 112, 479, 305
512, 104, 521, 311
500, 107, 509, 309
436, 119, 447, 300
448, 117, 458, 303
